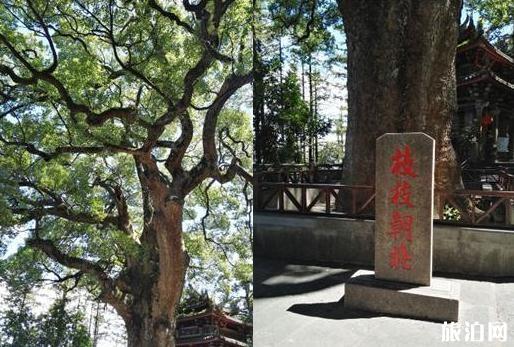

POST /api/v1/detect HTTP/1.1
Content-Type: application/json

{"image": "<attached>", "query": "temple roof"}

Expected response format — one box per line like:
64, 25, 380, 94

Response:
458, 35, 514, 67
177, 292, 251, 328
458, 70, 514, 90
457, 16, 514, 92
178, 306, 252, 327
458, 16, 514, 66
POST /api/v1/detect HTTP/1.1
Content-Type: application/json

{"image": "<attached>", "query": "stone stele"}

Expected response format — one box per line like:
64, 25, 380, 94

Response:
375, 132, 434, 286
343, 132, 460, 322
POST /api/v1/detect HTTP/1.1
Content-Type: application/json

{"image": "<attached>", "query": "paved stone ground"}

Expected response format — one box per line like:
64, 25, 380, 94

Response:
254, 257, 514, 347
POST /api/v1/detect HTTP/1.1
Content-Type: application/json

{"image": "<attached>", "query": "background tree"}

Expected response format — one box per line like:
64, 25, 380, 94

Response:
0, 0, 252, 346
0, 250, 40, 346
36, 291, 92, 347
337, 0, 463, 212
263, 66, 309, 163
0, 250, 93, 346
254, 0, 343, 166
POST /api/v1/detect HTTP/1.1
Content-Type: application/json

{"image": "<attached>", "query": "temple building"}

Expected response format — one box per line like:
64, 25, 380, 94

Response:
175, 296, 251, 347
455, 19, 514, 166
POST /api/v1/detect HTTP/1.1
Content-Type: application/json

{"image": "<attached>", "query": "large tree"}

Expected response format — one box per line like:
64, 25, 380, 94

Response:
0, 0, 251, 346
337, 0, 463, 212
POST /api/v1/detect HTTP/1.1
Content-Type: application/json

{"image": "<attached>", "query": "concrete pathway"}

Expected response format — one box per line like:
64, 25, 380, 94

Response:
254, 257, 514, 347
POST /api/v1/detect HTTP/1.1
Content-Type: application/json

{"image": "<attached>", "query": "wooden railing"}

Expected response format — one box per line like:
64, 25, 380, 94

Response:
255, 182, 514, 228
176, 325, 219, 339
255, 165, 514, 189
255, 164, 344, 184
461, 168, 514, 191
438, 190, 514, 225
255, 164, 344, 171
255, 182, 374, 216
499, 171, 514, 191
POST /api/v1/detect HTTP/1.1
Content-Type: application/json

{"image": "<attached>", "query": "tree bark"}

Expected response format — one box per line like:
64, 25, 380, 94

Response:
122, 159, 188, 347
123, 200, 186, 347
338, 0, 463, 214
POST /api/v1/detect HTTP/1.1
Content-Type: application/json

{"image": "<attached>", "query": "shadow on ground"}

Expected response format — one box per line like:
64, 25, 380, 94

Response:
287, 297, 379, 320
287, 297, 444, 323
254, 257, 356, 298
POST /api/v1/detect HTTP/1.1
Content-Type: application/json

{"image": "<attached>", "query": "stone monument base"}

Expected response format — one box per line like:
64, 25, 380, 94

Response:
344, 270, 460, 322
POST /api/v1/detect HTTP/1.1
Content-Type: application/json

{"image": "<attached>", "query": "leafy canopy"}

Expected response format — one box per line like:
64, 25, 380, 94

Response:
0, 0, 252, 328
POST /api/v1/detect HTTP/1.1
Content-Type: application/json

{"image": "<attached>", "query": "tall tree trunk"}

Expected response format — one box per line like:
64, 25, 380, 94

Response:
308, 53, 314, 165
301, 59, 307, 163
314, 73, 319, 164
92, 302, 102, 347
338, 0, 463, 214
124, 201, 187, 347
122, 160, 188, 347
253, 41, 263, 166
301, 59, 306, 100
278, 35, 285, 147
253, 0, 264, 166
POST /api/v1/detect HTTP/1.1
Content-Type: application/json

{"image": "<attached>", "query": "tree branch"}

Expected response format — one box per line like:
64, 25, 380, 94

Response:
164, 111, 193, 176
184, 71, 252, 192
148, 0, 195, 35
27, 236, 131, 320
27, 238, 109, 281
0, 34, 140, 127
93, 178, 134, 235
0, 131, 143, 160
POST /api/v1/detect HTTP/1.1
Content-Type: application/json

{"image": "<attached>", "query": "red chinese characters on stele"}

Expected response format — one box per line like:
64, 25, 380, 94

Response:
388, 144, 417, 271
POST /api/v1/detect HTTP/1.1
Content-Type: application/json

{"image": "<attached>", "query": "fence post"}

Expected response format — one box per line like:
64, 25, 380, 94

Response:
279, 185, 284, 211
325, 188, 330, 214
301, 186, 307, 213
471, 194, 476, 224
351, 188, 356, 215
506, 198, 513, 225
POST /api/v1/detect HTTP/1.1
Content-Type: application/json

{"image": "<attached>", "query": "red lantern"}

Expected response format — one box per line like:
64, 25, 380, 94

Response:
481, 114, 493, 127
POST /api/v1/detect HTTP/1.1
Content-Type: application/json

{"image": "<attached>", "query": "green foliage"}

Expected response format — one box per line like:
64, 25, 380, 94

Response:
0, 292, 39, 347
465, 0, 514, 53
260, 65, 331, 163
443, 204, 462, 221
318, 141, 344, 165
0, 247, 44, 291
264, 68, 308, 163
0, 249, 92, 346
255, 0, 344, 165
0, 276, 92, 347
183, 177, 253, 320
0, 0, 253, 338
267, 0, 341, 53
36, 296, 92, 347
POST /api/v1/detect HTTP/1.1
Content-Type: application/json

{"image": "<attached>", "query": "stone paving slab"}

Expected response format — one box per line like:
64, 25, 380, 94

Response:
254, 257, 514, 347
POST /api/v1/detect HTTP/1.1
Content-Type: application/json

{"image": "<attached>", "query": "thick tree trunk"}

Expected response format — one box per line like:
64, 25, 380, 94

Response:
338, 0, 463, 215
125, 313, 178, 347
122, 163, 188, 347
